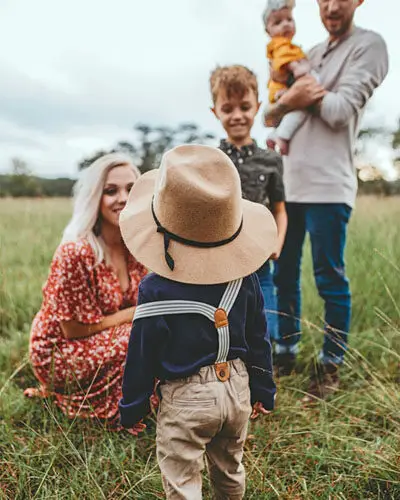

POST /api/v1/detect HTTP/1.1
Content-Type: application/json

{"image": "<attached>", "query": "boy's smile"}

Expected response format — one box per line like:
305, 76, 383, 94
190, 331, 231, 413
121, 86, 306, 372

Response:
212, 89, 261, 148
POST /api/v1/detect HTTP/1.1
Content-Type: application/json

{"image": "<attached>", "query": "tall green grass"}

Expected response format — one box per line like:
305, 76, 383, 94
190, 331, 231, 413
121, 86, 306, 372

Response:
0, 197, 399, 499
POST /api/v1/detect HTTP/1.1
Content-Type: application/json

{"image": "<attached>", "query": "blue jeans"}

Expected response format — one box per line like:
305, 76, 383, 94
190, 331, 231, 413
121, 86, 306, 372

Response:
256, 260, 278, 342
274, 203, 352, 365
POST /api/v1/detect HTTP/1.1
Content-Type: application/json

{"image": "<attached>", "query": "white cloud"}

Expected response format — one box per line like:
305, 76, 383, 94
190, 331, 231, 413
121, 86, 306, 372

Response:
0, 0, 398, 177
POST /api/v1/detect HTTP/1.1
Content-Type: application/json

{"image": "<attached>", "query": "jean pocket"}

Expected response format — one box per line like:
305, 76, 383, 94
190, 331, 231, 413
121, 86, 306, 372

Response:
237, 388, 250, 404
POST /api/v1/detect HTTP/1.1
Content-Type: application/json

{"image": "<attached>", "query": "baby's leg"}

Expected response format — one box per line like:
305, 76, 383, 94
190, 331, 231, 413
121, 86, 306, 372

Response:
275, 137, 290, 156
275, 110, 308, 154
275, 70, 319, 154
266, 128, 277, 151
267, 128, 289, 155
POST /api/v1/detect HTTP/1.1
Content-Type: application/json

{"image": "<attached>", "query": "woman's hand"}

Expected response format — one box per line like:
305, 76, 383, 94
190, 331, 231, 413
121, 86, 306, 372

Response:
121, 306, 136, 324
60, 306, 136, 340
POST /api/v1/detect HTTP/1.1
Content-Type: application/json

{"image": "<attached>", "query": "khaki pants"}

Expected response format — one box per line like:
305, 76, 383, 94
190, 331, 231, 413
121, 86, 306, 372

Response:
156, 358, 252, 500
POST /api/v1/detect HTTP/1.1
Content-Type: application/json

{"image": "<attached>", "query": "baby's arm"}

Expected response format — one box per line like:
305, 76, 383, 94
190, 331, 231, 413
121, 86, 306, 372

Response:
288, 59, 312, 80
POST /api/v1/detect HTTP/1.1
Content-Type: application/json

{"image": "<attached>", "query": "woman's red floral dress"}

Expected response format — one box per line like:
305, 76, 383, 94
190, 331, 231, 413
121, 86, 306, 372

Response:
28, 239, 147, 421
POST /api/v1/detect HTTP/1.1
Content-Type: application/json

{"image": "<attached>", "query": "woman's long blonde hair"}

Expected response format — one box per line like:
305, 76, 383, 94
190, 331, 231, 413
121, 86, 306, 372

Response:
62, 152, 141, 264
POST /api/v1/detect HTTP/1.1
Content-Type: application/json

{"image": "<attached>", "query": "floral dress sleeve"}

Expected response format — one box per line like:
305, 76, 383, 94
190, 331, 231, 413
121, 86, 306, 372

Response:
44, 241, 104, 324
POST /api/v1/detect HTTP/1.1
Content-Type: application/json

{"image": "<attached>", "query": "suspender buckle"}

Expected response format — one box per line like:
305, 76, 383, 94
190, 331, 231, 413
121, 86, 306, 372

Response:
214, 362, 230, 382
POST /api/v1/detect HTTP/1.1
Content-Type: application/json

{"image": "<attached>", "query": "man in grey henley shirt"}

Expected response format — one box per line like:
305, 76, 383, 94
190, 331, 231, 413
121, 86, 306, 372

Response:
264, 0, 389, 398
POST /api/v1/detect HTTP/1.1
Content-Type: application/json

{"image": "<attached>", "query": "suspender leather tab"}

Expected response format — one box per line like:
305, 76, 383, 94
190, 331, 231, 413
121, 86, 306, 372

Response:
214, 308, 228, 328
214, 362, 230, 382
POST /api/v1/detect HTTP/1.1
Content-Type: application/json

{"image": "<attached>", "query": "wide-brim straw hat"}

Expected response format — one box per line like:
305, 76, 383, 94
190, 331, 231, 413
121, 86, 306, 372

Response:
120, 144, 278, 285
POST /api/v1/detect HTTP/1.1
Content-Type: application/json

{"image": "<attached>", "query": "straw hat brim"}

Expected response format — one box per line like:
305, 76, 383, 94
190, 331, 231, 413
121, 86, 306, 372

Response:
120, 169, 278, 284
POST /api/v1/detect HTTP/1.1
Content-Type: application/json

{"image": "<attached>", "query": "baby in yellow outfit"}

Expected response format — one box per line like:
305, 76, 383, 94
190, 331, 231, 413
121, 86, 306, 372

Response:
263, 0, 317, 155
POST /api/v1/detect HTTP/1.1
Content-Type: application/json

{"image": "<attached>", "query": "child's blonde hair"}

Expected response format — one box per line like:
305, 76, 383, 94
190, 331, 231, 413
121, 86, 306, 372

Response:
210, 65, 259, 104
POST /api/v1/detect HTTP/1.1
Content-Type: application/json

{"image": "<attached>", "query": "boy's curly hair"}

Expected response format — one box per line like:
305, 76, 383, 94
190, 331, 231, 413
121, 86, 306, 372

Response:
209, 65, 259, 104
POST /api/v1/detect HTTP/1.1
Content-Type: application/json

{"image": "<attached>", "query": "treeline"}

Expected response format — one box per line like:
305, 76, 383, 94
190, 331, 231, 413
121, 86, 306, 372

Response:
0, 174, 75, 198
2, 170, 400, 198
358, 177, 400, 196
1, 121, 399, 198
0, 123, 215, 198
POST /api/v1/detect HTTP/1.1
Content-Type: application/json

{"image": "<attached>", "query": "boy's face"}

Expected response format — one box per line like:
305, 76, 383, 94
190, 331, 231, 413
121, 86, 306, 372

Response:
212, 89, 261, 145
266, 7, 295, 39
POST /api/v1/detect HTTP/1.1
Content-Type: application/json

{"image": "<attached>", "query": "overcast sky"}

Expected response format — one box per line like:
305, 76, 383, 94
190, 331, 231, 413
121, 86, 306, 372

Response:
0, 0, 398, 178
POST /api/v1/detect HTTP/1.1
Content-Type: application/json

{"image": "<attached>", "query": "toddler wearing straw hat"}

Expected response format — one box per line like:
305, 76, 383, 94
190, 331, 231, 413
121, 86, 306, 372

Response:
118, 144, 277, 499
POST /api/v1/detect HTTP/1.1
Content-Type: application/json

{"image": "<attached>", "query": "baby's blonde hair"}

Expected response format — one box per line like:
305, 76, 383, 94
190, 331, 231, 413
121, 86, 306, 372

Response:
262, 0, 296, 27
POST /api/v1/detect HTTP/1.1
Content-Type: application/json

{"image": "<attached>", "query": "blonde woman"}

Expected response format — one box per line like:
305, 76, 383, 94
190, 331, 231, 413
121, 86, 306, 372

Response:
26, 153, 147, 430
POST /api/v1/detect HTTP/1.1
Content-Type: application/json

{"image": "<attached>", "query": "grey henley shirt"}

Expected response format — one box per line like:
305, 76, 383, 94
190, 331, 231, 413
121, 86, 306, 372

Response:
283, 26, 389, 207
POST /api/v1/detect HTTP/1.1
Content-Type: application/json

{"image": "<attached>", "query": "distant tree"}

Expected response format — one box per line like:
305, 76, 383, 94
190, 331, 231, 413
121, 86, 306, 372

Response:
78, 122, 215, 173
7, 157, 42, 197
358, 119, 400, 158
119, 123, 157, 173
11, 158, 30, 176
0, 174, 75, 197
117, 122, 216, 173
392, 118, 400, 154
39, 177, 75, 197
78, 149, 116, 171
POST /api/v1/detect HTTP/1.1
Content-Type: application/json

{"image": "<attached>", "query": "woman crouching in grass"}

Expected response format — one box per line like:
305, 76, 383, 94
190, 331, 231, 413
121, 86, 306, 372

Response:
25, 153, 147, 433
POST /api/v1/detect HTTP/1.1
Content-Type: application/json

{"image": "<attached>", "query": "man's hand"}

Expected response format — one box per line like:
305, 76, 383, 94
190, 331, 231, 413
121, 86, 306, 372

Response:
279, 74, 326, 110
264, 74, 326, 128
250, 402, 271, 420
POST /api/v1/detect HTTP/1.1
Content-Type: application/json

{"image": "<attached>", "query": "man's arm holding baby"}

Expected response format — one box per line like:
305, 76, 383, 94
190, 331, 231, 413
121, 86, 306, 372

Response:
312, 35, 388, 129
264, 74, 326, 127
265, 34, 388, 129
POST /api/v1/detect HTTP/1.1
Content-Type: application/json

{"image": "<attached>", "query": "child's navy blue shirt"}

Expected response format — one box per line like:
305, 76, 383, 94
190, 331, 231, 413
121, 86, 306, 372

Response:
119, 272, 276, 427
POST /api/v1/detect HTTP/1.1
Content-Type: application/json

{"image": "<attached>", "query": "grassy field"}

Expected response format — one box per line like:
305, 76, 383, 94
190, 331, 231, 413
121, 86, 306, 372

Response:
0, 197, 399, 499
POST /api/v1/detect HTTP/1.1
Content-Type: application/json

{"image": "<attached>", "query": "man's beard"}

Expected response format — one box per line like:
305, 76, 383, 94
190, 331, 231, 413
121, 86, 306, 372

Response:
324, 15, 353, 38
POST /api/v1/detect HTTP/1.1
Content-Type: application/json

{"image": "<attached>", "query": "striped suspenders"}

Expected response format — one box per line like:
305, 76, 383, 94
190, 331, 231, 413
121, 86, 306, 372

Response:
134, 278, 243, 382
